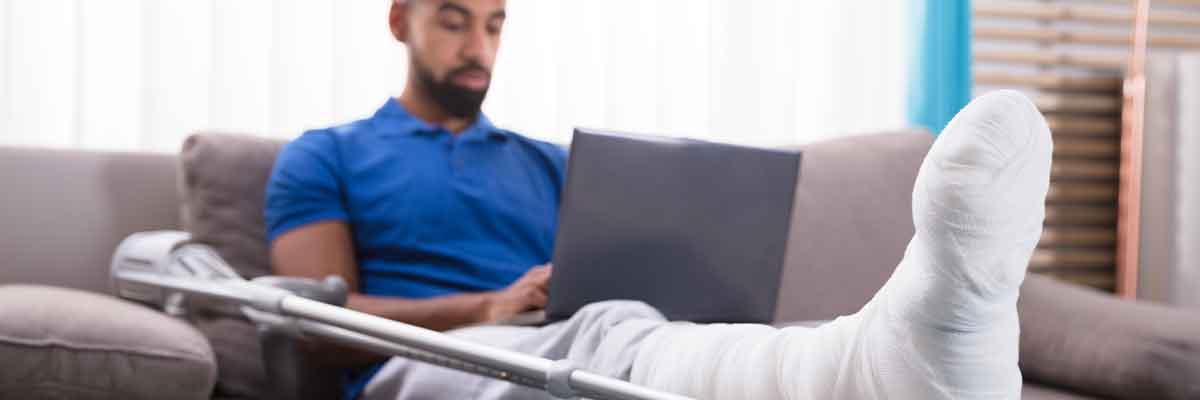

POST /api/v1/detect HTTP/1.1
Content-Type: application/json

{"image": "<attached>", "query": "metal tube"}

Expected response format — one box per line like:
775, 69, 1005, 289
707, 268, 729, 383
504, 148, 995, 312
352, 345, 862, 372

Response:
281, 296, 551, 381
280, 296, 693, 400
294, 319, 547, 389
115, 271, 693, 400
296, 317, 693, 400
116, 270, 256, 305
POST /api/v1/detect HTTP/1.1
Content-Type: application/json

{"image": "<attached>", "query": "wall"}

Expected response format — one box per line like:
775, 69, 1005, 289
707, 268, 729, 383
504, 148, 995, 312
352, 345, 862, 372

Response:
0, 0, 910, 152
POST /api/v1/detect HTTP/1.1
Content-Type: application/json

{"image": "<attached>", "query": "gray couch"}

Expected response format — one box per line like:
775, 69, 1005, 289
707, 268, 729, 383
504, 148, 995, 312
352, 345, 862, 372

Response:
2, 131, 1198, 399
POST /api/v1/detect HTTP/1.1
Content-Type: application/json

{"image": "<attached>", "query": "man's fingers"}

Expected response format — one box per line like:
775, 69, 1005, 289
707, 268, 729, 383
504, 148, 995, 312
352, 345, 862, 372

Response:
518, 264, 552, 285
530, 264, 551, 276
526, 288, 548, 309
528, 269, 551, 290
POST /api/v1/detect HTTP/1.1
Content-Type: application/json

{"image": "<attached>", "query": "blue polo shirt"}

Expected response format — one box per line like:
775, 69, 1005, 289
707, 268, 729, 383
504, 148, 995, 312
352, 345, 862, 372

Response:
264, 99, 567, 398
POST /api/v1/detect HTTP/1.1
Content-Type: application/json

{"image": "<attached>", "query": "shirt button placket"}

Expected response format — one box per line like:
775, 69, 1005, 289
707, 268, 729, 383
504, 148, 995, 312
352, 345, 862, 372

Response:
445, 135, 465, 173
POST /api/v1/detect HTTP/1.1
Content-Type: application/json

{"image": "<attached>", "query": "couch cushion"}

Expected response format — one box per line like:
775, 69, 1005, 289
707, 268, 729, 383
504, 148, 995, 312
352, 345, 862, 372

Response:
191, 314, 268, 399
179, 132, 286, 280
178, 132, 288, 399
1019, 274, 1200, 399
0, 285, 216, 399
1022, 382, 1097, 400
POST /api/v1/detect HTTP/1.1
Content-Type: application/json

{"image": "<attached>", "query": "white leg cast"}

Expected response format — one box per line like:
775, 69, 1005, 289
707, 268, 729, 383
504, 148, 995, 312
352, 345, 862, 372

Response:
630, 90, 1053, 400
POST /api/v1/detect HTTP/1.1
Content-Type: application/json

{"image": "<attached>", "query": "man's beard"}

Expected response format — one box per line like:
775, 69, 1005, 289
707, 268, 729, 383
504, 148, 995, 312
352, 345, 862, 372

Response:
413, 57, 489, 119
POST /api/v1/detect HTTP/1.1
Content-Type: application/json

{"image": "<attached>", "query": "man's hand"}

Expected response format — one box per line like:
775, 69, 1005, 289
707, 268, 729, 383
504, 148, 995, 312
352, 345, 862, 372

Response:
484, 264, 551, 322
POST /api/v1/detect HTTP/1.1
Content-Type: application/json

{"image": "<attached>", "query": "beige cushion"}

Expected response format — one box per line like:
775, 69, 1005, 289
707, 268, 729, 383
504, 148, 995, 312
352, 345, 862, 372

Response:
0, 285, 216, 399
1019, 275, 1200, 399
180, 132, 286, 280
178, 132, 288, 399
1022, 382, 1097, 400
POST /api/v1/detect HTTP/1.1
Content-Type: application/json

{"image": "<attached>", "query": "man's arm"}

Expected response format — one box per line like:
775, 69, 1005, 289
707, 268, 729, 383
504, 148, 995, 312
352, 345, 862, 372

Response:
273, 220, 494, 330
270, 220, 550, 366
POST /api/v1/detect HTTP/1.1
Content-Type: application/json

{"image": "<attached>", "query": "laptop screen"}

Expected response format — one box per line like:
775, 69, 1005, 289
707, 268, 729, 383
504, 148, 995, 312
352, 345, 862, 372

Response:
547, 128, 801, 323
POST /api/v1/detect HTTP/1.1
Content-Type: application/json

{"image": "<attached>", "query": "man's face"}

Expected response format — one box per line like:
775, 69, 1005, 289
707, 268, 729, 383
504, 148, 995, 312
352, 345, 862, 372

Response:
392, 0, 506, 119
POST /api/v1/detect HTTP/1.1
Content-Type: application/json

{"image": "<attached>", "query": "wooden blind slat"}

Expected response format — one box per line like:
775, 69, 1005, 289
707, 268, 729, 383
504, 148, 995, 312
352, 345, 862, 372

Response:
1036, 94, 1123, 114
976, 26, 1200, 49
1052, 160, 1120, 180
976, 2, 1200, 28
1040, 227, 1118, 247
976, 72, 1122, 92
1047, 183, 1119, 204
1046, 116, 1121, 137
1054, 138, 1121, 159
1044, 206, 1118, 226
975, 49, 1126, 69
1030, 248, 1116, 269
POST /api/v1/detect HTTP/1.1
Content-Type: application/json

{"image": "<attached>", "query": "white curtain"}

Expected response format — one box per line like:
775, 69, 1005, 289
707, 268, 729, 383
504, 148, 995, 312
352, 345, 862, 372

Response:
0, 0, 909, 152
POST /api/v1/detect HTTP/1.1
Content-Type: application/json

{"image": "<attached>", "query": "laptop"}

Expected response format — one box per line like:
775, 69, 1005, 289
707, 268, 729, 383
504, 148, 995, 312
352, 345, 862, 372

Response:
543, 128, 802, 323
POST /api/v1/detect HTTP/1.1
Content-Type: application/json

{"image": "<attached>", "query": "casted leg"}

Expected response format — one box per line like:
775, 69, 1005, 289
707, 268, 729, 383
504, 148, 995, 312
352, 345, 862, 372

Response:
630, 90, 1053, 399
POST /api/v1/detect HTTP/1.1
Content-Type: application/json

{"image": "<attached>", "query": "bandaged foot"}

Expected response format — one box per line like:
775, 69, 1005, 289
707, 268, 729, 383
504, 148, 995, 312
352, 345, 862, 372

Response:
630, 90, 1053, 399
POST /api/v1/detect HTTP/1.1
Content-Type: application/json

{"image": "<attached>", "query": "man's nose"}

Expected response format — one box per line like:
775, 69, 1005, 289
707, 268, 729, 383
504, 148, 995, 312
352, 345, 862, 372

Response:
460, 26, 494, 66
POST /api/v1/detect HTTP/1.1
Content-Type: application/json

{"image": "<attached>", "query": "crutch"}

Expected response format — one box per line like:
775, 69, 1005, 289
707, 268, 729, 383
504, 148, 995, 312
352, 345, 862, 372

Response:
110, 231, 693, 400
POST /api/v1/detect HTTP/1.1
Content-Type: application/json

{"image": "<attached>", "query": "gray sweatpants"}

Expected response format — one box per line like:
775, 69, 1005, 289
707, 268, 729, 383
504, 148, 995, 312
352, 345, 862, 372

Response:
361, 301, 668, 400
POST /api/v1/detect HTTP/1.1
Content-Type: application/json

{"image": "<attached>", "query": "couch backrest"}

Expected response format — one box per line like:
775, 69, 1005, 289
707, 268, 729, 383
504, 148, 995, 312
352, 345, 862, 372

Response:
773, 130, 933, 322
0, 129, 934, 324
0, 146, 182, 293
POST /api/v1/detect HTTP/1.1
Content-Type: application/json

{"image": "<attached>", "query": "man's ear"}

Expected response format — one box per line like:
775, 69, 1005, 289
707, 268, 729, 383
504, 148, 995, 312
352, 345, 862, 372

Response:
389, 0, 409, 43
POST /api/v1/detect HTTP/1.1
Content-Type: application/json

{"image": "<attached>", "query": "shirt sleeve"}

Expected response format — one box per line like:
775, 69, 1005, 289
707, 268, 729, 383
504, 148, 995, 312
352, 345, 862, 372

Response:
264, 130, 349, 242
544, 142, 570, 200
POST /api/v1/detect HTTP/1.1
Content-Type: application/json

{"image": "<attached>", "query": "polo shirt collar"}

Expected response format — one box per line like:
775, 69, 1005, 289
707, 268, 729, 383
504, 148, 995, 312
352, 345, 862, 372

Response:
372, 98, 507, 141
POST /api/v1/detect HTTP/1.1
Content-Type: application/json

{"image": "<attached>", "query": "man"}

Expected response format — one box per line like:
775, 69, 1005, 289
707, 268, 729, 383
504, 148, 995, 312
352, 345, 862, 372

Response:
268, 0, 1053, 399
265, 0, 560, 397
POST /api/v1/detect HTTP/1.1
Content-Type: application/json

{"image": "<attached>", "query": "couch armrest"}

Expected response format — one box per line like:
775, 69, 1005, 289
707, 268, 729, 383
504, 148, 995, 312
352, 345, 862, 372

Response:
0, 285, 216, 399
1018, 274, 1200, 399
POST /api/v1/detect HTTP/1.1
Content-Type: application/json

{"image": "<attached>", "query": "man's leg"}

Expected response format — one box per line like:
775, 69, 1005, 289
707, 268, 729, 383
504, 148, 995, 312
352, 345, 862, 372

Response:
366, 89, 1050, 399
362, 300, 667, 400
630, 90, 1052, 399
